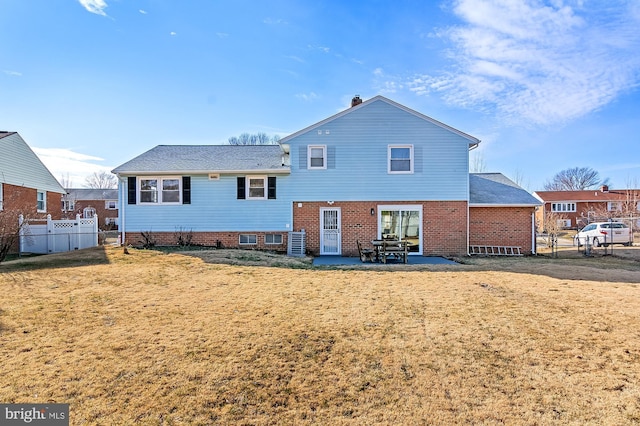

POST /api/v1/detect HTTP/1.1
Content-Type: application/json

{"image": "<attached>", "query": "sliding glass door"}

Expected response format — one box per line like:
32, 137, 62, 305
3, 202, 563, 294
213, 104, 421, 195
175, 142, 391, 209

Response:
378, 205, 422, 253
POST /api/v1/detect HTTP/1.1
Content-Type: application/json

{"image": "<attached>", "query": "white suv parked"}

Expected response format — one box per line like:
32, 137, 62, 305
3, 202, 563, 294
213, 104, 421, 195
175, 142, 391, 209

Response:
574, 222, 631, 247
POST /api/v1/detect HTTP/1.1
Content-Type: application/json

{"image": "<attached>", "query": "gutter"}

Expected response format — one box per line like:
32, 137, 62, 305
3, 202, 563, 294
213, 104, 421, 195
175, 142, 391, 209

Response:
111, 169, 291, 175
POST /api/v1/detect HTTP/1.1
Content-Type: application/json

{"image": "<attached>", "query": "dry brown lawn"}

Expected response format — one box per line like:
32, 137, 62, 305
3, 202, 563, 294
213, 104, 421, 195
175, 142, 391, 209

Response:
1, 246, 639, 425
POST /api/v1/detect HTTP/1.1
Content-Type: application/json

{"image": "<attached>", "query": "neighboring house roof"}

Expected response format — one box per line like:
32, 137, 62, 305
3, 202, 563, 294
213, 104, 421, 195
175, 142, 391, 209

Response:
112, 145, 290, 175
65, 188, 118, 200
470, 173, 541, 206
534, 189, 640, 203
0, 131, 65, 194
279, 95, 481, 149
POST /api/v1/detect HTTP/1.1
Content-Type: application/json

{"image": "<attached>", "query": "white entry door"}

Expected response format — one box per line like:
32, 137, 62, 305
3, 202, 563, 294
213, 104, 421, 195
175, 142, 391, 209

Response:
320, 208, 341, 255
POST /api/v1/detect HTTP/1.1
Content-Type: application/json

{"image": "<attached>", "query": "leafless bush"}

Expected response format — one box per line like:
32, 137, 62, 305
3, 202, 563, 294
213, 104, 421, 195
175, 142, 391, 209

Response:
174, 227, 193, 247
139, 231, 157, 249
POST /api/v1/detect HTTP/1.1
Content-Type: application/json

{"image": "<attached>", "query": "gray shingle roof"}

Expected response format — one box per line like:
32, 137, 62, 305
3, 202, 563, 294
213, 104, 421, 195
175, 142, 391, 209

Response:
65, 188, 118, 200
112, 145, 289, 174
470, 173, 541, 206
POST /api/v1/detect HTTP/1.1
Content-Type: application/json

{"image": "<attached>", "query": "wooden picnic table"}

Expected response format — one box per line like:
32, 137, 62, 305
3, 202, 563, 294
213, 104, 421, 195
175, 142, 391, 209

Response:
371, 239, 409, 263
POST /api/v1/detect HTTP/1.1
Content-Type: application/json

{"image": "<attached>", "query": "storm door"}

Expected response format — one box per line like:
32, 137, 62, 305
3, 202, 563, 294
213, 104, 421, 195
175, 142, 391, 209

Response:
320, 208, 341, 255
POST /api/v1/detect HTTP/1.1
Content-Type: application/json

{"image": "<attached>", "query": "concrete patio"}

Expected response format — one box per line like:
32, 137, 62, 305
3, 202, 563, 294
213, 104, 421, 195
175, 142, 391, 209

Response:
312, 256, 459, 266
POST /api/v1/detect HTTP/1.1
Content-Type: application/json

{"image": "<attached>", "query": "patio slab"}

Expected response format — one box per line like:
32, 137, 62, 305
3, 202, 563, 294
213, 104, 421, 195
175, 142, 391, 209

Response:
312, 256, 459, 266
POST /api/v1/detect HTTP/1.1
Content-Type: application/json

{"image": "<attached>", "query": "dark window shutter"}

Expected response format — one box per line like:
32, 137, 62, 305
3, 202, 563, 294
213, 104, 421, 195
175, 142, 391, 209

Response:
182, 176, 191, 204
268, 177, 276, 199
127, 177, 136, 204
237, 177, 246, 199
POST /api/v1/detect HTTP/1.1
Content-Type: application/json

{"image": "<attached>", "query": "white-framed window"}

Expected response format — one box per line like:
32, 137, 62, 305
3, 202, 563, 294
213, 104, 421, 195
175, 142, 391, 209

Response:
105, 200, 117, 210
105, 217, 117, 225
62, 199, 75, 212
265, 234, 283, 245
36, 190, 46, 212
557, 219, 572, 228
0, 183, 3, 210
239, 234, 257, 245
388, 145, 413, 173
139, 177, 181, 204
247, 176, 266, 200
308, 145, 327, 170
608, 201, 622, 212
551, 202, 576, 212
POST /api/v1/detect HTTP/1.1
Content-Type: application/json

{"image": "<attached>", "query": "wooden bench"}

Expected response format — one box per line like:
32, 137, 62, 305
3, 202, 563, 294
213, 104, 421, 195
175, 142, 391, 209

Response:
381, 240, 408, 264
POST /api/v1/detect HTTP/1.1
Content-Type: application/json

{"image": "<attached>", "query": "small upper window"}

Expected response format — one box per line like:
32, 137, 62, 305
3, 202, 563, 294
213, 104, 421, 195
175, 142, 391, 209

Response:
308, 145, 327, 169
105, 200, 117, 210
388, 145, 413, 173
551, 202, 576, 212
37, 191, 46, 212
248, 177, 266, 200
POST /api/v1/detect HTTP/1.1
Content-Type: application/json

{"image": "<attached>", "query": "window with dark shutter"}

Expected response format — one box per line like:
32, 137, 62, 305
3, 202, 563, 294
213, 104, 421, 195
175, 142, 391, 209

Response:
127, 177, 136, 204
182, 177, 191, 204
237, 177, 246, 199
268, 177, 276, 199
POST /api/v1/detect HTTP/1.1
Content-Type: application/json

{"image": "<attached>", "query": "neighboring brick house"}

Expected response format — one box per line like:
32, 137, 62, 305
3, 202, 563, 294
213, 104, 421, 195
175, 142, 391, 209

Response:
0, 131, 65, 220
534, 186, 640, 231
63, 188, 119, 229
1, 131, 66, 254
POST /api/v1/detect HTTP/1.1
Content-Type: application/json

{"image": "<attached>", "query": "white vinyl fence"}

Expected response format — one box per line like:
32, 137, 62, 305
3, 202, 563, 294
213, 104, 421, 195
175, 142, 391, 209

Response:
19, 214, 99, 254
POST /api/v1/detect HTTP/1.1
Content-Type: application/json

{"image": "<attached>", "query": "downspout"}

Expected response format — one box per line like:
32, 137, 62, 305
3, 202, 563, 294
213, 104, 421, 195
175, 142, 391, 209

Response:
467, 202, 470, 256
119, 175, 126, 247
531, 211, 536, 255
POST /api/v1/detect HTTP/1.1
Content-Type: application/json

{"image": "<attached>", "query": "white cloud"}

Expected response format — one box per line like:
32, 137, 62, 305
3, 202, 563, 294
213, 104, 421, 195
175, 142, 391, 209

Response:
216, 32, 229, 38
2, 70, 22, 77
139, 9, 147, 15
170, 32, 177, 36
295, 92, 319, 102
78, 0, 108, 17
410, 0, 640, 126
263, 18, 287, 25
32, 148, 112, 187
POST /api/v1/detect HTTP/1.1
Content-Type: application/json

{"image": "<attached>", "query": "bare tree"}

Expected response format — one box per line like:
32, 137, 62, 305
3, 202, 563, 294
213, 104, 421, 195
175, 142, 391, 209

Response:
542, 211, 568, 251
228, 132, 280, 145
84, 171, 117, 189
469, 151, 487, 173
0, 192, 31, 263
59, 173, 74, 188
543, 167, 609, 191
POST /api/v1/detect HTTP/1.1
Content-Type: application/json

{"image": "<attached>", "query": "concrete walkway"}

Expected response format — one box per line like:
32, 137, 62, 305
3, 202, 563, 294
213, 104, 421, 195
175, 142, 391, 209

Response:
312, 256, 459, 266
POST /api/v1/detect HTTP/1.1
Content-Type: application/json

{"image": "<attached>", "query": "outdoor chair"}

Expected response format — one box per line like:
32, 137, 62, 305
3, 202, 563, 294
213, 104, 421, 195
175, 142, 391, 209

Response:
357, 240, 375, 263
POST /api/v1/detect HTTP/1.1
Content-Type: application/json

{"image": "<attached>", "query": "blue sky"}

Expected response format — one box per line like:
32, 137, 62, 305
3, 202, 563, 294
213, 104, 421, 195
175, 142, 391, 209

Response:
1, 0, 639, 191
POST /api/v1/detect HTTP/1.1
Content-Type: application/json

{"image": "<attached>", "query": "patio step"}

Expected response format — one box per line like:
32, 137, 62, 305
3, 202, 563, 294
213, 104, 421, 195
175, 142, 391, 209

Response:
469, 245, 522, 256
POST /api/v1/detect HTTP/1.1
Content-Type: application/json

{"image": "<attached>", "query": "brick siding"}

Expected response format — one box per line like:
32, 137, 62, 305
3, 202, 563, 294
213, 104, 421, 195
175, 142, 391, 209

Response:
469, 207, 535, 254
293, 200, 468, 257
123, 230, 288, 252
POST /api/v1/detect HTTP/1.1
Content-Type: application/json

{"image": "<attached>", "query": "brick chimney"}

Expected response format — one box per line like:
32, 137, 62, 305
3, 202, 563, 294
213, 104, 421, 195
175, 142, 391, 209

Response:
600, 185, 609, 192
351, 95, 362, 107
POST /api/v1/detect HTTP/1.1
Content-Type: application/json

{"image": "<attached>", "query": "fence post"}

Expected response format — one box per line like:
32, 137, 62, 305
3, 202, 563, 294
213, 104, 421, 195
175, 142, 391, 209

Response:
93, 215, 99, 246
46, 214, 54, 253
75, 214, 82, 250
18, 214, 24, 255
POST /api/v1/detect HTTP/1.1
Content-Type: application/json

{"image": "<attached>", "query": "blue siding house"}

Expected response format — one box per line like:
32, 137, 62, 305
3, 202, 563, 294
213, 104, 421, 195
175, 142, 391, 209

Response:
112, 96, 539, 256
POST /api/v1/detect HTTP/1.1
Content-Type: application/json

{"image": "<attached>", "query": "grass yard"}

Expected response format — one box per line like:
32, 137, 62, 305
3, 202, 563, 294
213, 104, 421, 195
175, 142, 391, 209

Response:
1, 246, 640, 425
